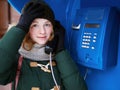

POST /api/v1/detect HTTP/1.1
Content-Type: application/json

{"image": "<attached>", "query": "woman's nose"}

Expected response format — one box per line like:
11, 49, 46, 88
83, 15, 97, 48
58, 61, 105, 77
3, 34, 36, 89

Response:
39, 26, 45, 34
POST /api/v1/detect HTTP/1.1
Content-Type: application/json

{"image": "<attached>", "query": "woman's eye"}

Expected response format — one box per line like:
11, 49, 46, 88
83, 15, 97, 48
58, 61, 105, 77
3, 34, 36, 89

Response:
31, 24, 38, 28
33, 24, 37, 27
44, 23, 51, 27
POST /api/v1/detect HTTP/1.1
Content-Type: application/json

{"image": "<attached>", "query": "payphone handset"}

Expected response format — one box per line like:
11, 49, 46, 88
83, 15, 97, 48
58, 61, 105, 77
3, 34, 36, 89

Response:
70, 7, 119, 70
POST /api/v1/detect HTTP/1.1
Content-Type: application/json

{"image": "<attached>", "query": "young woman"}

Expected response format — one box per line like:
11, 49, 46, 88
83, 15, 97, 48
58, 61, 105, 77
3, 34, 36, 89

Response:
0, 1, 88, 90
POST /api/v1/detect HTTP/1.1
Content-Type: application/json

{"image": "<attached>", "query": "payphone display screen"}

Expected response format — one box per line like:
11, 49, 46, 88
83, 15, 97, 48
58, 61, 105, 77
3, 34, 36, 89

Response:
85, 23, 100, 28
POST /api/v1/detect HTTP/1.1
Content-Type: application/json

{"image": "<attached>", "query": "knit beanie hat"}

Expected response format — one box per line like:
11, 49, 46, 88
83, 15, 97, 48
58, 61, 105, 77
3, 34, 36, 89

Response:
23, 0, 55, 26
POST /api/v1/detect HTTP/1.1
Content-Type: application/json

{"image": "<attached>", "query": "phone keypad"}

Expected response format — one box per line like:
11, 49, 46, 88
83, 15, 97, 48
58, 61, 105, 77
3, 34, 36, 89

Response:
81, 32, 97, 49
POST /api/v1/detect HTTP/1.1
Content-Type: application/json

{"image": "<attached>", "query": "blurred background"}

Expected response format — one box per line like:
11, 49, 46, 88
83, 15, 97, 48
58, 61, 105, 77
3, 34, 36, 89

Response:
0, 0, 20, 38
0, 0, 19, 89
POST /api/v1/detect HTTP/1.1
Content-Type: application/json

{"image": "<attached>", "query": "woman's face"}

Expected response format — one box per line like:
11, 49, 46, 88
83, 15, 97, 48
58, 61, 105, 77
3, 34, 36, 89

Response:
29, 18, 53, 45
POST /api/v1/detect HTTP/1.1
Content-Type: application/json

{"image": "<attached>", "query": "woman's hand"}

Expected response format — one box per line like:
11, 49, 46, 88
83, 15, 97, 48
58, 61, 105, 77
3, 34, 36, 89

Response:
16, 1, 52, 33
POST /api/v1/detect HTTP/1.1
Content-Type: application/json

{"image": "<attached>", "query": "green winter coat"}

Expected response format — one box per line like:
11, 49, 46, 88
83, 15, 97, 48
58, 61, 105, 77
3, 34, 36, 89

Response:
0, 26, 88, 90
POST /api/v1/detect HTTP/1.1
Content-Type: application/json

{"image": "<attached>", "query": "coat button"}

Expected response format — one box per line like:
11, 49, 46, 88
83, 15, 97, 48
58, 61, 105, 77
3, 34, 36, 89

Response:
31, 87, 40, 90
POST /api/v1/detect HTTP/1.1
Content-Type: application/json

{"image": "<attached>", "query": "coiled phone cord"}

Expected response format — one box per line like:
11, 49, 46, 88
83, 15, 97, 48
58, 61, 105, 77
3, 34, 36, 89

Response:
49, 52, 60, 90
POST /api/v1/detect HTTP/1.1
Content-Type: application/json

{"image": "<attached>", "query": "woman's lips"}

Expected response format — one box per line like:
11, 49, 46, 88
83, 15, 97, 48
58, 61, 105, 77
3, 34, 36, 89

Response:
37, 36, 46, 39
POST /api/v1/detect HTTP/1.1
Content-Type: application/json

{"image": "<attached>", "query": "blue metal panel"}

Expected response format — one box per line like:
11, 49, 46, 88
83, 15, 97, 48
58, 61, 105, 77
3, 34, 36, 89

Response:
8, 0, 29, 14
81, 0, 120, 9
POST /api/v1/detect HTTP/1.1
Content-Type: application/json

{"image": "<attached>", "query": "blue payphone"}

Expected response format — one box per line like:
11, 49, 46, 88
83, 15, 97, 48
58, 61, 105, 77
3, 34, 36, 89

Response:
70, 7, 119, 70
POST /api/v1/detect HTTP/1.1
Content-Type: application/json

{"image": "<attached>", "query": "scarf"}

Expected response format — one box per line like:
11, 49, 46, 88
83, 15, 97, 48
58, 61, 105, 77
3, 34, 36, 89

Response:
18, 44, 54, 61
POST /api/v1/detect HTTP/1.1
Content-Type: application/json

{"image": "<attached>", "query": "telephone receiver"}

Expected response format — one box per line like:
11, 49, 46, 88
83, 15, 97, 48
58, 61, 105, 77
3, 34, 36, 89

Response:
45, 35, 58, 54
45, 45, 53, 54
45, 20, 63, 54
